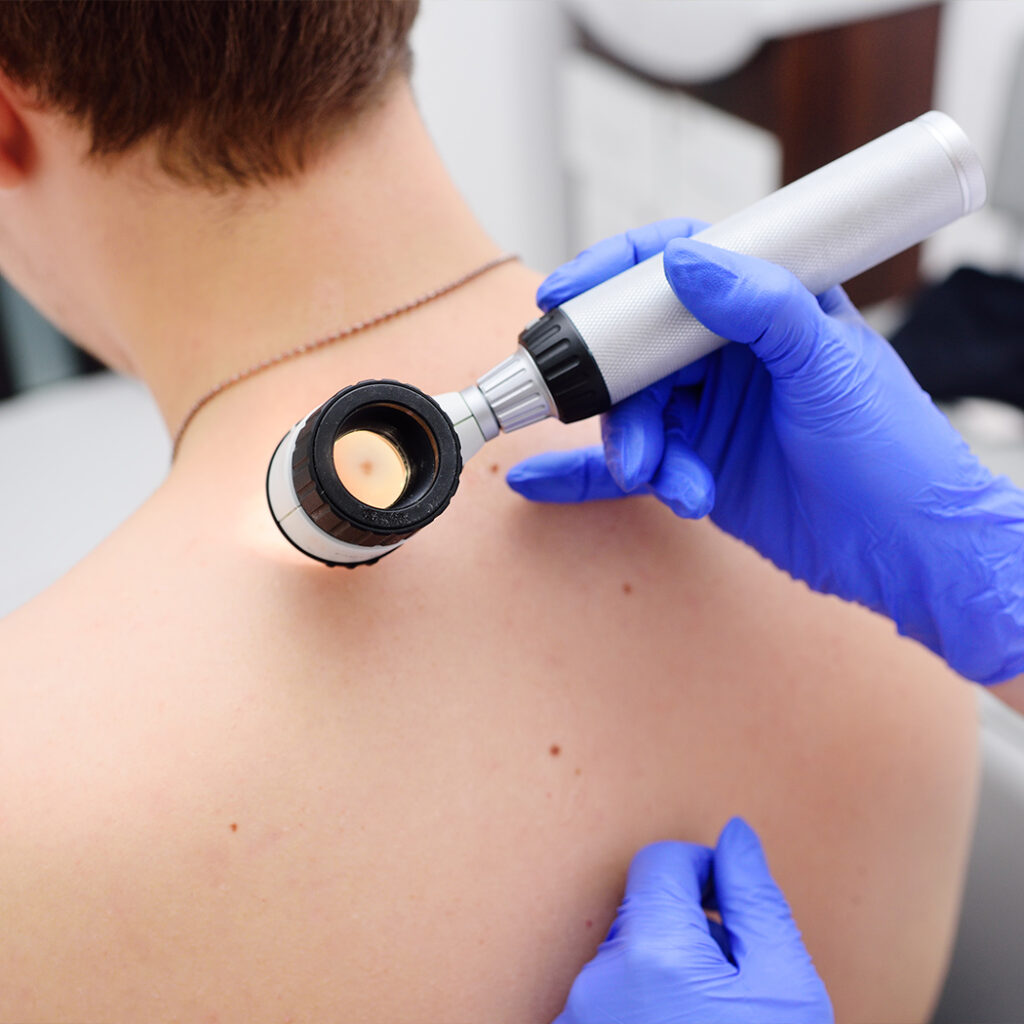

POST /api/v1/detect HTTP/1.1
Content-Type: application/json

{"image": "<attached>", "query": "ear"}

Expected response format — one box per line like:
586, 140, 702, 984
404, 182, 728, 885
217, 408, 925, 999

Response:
0, 76, 34, 188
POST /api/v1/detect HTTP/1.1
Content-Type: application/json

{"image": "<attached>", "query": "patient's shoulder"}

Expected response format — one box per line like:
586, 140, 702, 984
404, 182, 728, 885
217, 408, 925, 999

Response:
0, 422, 980, 1022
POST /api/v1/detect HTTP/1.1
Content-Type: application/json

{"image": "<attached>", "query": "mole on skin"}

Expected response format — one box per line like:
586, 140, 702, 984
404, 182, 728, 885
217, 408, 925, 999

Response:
333, 429, 410, 508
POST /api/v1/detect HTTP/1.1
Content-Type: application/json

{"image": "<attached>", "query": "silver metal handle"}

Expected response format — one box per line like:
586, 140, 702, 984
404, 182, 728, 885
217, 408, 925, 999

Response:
558, 111, 986, 405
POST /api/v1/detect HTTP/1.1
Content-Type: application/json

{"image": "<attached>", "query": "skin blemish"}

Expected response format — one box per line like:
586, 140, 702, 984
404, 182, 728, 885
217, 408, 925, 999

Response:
549, 744, 561, 756
230, 823, 238, 832
585, 919, 594, 929
574, 767, 582, 776
622, 582, 633, 595
333, 429, 409, 508
490, 463, 500, 474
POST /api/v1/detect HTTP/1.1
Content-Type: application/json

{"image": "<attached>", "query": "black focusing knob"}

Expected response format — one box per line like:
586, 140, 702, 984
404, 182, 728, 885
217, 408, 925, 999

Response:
290, 380, 462, 551
518, 307, 611, 423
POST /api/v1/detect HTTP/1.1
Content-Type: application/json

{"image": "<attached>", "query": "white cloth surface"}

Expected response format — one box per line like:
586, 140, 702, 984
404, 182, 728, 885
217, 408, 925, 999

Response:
563, 0, 931, 83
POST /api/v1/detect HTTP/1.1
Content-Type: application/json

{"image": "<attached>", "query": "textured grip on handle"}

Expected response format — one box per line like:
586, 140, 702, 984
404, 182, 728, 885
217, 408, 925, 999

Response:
558, 112, 985, 406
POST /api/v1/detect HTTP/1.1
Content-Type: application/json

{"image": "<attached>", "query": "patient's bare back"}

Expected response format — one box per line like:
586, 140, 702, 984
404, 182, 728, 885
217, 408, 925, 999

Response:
0, 291, 976, 1023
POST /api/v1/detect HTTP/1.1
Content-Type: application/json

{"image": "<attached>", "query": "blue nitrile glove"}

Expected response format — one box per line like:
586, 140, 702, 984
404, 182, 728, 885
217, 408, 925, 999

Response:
507, 221, 1024, 684
553, 818, 833, 1024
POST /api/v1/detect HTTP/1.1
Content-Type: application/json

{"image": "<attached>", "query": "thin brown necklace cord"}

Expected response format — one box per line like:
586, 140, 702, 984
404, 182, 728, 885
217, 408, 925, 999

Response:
170, 252, 519, 460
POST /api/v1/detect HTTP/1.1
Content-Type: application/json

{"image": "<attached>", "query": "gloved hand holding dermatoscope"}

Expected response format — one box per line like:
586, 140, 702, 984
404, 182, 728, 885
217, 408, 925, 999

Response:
266, 111, 985, 568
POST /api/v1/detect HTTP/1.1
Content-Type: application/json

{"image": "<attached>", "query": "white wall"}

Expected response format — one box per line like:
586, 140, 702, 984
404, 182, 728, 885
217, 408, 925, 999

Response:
410, 0, 1024, 283
926, 0, 1024, 278
410, 0, 572, 272
6, 0, 1024, 617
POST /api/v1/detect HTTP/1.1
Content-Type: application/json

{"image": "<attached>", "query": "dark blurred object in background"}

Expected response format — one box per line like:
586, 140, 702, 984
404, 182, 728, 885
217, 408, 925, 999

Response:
892, 267, 1024, 411
0, 279, 103, 401
578, 2, 942, 308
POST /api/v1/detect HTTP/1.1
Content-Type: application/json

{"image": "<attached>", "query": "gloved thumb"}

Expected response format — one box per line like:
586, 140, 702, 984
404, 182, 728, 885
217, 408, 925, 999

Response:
712, 818, 808, 967
611, 840, 724, 965
663, 239, 836, 382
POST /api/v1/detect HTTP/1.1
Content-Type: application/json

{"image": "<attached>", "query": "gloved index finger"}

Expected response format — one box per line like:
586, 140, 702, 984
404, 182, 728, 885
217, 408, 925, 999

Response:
505, 446, 637, 503
816, 283, 865, 327
713, 818, 806, 966
601, 378, 674, 491
537, 217, 709, 311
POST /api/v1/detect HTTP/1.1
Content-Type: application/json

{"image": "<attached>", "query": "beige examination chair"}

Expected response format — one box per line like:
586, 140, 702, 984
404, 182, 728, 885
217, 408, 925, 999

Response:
0, 374, 1023, 1021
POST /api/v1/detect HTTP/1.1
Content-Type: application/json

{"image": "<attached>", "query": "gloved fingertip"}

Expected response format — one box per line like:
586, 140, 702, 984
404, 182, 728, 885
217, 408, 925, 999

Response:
536, 271, 573, 312
506, 447, 632, 504
661, 493, 712, 520
505, 453, 578, 501
716, 819, 779, 891
654, 453, 715, 520
686, 485, 715, 521
624, 216, 712, 257
717, 817, 763, 856
504, 462, 544, 498
625, 840, 714, 900
662, 238, 744, 303
603, 391, 671, 492
608, 419, 645, 492
714, 818, 787, 919
663, 235, 733, 269
540, 222, 715, 316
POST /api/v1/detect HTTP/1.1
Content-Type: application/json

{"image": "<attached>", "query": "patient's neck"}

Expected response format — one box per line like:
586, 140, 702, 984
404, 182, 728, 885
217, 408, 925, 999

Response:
112, 80, 503, 457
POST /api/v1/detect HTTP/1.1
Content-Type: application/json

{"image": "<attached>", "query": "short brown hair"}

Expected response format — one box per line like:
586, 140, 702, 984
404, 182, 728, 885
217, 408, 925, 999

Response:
0, 0, 419, 187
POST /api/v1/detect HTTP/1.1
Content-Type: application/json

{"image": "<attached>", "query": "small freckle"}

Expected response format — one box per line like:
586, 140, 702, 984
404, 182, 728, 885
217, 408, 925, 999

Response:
585, 919, 594, 929
549, 744, 561, 756
622, 582, 633, 595
490, 463, 500, 474
229, 823, 238, 832
574, 767, 582, 776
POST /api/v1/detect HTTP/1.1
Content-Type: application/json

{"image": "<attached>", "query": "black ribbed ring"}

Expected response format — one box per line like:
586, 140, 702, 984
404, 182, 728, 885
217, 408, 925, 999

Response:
291, 380, 462, 548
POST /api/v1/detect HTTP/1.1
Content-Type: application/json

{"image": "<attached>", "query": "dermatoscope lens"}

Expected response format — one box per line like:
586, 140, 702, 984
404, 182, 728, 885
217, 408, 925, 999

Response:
332, 429, 411, 508
266, 380, 463, 566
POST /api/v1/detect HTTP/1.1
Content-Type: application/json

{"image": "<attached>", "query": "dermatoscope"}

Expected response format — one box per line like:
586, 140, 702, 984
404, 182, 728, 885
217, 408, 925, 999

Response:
267, 111, 986, 567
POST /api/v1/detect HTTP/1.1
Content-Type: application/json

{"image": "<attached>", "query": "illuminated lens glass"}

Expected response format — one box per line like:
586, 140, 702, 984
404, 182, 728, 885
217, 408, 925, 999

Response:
332, 429, 410, 508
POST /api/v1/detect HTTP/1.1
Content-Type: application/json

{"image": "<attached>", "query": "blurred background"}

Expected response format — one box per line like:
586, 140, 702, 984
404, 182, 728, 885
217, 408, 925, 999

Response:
4, 0, 1024, 613
4, 5, 1024, 1018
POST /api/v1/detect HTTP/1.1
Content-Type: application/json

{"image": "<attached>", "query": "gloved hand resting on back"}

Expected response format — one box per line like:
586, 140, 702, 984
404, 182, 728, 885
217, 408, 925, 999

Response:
554, 818, 833, 1024
507, 219, 1024, 684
